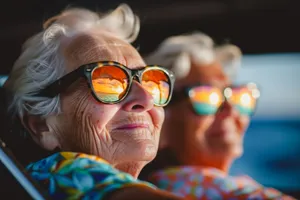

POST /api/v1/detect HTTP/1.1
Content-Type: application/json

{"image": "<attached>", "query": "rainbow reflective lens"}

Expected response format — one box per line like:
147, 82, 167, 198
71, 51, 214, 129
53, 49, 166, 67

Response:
36, 61, 175, 107
188, 83, 260, 116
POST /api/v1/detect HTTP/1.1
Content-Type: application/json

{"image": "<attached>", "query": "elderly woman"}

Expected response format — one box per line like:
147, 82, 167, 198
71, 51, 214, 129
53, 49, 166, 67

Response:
141, 33, 295, 199
3, 4, 183, 200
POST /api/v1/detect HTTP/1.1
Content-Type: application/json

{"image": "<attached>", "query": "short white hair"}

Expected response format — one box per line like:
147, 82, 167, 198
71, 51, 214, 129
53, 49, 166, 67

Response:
144, 32, 242, 80
5, 4, 140, 118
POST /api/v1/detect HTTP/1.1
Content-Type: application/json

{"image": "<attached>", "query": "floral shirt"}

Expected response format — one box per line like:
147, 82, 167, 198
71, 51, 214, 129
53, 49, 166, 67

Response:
26, 152, 155, 200
149, 166, 296, 200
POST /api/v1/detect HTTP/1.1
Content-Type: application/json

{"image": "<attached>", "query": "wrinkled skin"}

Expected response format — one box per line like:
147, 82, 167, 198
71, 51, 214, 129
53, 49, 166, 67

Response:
27, 30, 164, 178
162, 62, 250, 173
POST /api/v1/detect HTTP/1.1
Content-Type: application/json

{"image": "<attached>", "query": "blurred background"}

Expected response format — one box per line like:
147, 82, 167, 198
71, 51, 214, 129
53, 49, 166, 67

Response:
0, 0, 299, 197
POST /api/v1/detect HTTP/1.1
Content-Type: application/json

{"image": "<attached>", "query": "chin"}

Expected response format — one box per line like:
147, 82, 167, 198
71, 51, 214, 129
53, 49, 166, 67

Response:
230, 145, 244, 158
129, 139, 158, 162
206, 134, 243, 156
213, 143, 244, 159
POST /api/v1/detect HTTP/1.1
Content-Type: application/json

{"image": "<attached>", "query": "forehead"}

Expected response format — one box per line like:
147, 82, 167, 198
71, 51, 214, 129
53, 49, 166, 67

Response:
62, 30, 144, 72
177, 62, 230, 88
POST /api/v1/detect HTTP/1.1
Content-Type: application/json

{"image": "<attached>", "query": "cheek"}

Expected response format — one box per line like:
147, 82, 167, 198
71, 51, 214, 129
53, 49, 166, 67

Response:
88, 102, 121, 130
60, 89, 121, 139
62, 86, 121, 129
185, 108, 214, 138
149, 107, 165, 128
240, 115, 250, 131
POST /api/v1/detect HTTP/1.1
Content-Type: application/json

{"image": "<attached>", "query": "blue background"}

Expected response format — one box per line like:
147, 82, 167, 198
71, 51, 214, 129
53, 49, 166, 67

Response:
230, 53, 300, 193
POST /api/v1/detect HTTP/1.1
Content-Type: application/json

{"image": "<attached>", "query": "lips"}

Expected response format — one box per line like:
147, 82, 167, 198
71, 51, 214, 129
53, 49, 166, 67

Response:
115, 123, 150, 130
111, 115, 153, 132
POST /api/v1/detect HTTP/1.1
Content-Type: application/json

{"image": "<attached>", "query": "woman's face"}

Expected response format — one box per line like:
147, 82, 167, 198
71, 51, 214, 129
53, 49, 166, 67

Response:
43, 31, 164, 170
166, 62, 250, 168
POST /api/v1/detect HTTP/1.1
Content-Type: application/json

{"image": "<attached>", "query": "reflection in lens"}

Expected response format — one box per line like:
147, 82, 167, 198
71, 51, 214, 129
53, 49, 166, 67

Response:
142, 81, 161, 104
230, 87, 256, 115
189, 86, 223, 115
209, 92, 221, 105
142, 69, 170, 105
91, 66, 128, 102
189, 86, 222, 105
240, 93, 251, 106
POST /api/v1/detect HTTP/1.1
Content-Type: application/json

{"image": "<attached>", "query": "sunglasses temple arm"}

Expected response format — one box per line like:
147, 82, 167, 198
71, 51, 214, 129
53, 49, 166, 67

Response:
35, 67, 85, 98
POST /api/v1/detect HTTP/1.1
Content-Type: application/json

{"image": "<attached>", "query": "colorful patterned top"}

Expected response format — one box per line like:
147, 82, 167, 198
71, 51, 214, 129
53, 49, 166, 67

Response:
26, 152, 155, 200
149, 166, 296, 200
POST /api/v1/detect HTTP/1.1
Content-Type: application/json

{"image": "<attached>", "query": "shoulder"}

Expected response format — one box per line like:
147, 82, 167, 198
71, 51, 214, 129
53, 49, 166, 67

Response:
27, 152, 155, 200
149, 166, 296, 200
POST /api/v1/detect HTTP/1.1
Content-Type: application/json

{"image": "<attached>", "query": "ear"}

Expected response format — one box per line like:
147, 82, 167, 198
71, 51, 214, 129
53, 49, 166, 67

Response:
21, 115, 59, 151
215, 44, 242, 80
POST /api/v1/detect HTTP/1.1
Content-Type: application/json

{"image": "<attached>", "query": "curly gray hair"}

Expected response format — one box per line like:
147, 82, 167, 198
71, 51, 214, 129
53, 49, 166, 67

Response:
144, 32, 242, 81
5, 4, 140, 118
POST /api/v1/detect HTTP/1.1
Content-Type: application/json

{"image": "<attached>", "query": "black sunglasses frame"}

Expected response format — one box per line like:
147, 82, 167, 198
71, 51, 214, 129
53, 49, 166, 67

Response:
35, 61, 175, 107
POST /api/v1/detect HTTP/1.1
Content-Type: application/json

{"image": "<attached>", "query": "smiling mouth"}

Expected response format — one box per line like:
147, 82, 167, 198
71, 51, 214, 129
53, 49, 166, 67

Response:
115, 124, 150, 130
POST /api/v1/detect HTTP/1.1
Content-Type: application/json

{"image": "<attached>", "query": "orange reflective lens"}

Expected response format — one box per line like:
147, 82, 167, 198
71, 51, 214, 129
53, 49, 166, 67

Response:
91, 64, 172, 105
142, 69, 170, 105
92, 65, 128, 102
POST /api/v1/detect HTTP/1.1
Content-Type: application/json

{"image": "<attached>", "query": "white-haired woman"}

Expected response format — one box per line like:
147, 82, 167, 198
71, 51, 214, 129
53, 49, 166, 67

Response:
140, 33, 295, 199
4, 4, 183, 200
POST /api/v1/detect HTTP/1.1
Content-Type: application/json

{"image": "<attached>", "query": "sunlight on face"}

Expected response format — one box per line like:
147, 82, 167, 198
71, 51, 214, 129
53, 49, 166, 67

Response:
57, 31, 164, 170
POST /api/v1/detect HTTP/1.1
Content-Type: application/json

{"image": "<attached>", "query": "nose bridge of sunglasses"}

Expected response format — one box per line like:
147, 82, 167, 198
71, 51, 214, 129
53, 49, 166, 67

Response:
223, 87, 233, 99
132, 75, 139, 82
129, 69, 141, 82
223, 87, 244, 103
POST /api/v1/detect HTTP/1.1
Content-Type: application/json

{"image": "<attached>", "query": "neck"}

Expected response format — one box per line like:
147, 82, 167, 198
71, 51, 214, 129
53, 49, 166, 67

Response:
114, 162, 145, 178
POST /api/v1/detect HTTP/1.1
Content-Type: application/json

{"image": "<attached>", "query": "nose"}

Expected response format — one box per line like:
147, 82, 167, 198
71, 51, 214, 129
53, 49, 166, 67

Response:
121, 81, 154, 112
216, 99, 239, 118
